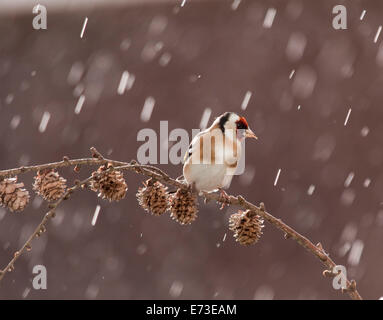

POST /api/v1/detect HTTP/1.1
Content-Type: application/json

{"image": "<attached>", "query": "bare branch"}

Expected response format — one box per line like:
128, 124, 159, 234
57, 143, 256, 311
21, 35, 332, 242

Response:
0, 163, 131, 282
0, 149, 362, 300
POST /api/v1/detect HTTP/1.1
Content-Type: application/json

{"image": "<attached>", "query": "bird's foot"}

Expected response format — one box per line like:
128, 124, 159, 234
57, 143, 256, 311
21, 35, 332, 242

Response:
188, 182, 197, 195
218, 188, 231, 210
176, 174, 185, 182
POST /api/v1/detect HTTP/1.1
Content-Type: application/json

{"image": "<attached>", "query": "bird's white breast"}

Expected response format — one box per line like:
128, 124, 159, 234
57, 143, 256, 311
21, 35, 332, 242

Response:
183, 130, 241, 192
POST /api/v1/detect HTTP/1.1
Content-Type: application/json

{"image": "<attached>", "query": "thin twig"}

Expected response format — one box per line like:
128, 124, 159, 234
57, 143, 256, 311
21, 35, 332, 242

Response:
0, 162, 131, 282
202, 193, 362, 300
0, 148, 362, 300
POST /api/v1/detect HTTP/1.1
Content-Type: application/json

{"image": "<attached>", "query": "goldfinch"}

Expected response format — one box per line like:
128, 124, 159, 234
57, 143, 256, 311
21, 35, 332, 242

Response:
183, 112, 257, 193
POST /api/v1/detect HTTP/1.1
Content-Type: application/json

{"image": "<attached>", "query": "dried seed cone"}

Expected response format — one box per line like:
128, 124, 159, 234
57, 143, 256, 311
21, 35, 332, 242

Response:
90, 163, 127, 202
0, 177, 30, 212
229, 210, 264, 245
33, 170, 67, 201
170, 188, 198, 225
136, 179, 169, 216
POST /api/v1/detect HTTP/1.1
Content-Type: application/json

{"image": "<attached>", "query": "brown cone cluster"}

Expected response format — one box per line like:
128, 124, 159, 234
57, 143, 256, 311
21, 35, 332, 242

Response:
136, 178, 169, 216
90, 163, 127, 202
33, 169, 67, 201
229, 210, 264, 245
170, 188, 198, 225
0, 177, 30, 212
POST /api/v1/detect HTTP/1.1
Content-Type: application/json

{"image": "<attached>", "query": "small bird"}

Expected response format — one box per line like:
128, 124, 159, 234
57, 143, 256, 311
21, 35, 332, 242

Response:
183, 112, 257, 194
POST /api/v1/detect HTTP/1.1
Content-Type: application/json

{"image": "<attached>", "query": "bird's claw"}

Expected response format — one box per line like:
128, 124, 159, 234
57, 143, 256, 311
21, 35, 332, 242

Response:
190, 182, 196, 192
218, 188, 230, 210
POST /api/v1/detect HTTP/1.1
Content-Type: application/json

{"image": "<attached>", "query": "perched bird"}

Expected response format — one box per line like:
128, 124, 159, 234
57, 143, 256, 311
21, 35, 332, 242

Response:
183, 112, 257, 194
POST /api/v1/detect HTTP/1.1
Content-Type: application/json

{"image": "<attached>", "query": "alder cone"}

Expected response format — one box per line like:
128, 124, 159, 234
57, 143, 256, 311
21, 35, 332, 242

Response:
136, 178, 169, 216
229, 210, 264, 245
90, 163, 127, 202
33, 169, 67, 201
170, 188, 198, 225
0, 177, 30, 212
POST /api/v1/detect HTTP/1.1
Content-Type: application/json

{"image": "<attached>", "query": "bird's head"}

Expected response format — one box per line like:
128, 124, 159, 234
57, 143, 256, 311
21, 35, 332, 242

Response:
215, 112, 257, 141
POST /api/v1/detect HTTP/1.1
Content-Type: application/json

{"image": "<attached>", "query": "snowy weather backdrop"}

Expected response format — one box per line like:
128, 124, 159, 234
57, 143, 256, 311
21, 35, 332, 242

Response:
0, 0, 382, 299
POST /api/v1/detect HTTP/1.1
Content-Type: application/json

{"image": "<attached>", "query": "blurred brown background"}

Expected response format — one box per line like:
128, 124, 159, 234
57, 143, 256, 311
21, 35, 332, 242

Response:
0, 0, 383, 300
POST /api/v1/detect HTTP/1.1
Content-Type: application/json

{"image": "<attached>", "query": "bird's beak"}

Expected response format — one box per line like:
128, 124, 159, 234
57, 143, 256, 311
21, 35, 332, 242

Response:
245, 128, 258, 139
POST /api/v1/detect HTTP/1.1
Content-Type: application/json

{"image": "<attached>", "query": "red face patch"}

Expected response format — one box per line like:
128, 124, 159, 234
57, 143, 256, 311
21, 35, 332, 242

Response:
236, 117, 249, 130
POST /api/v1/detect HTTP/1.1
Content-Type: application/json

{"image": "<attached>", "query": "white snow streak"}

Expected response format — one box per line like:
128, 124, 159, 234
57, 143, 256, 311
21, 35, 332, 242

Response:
117, 71, 130, 95
140, 97, 155, 122
274, 169, 281, 186
360, 10, 366, 20
74, 95, 85, 114
344, 108, 352, 126
91, 205, 101, 226
199, 108, 212, 129
307, 185, 315, 195
38, 112, 51, 133
231, 0, 241, 10
344, 172, 355, 188
80, 17, 88, 39
263, 8, 277, 28
374, 26, 382, 43
241, 91, 252, 110
348, 240, 364, 266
